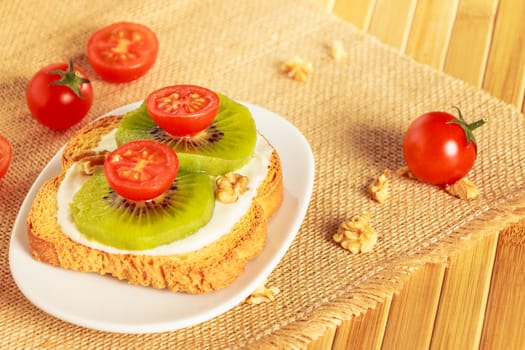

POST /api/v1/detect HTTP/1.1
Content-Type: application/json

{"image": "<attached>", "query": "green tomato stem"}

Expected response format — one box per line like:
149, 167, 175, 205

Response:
49, 59, 90, 98
468, 117, 488, 131
447, 107, 488, 146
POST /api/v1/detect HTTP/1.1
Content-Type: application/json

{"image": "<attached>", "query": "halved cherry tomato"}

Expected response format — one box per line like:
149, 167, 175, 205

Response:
403, 108, 487, 185
87, 22, 159, 83
104, 140, 179, 201
0, 134, 12, 179
146, 84, 220, 136
26, 61, 93, 130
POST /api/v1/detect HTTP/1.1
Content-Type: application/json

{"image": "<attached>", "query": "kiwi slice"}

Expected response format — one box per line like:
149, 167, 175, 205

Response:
70, 169, 215, 251
115, 94, 257, 175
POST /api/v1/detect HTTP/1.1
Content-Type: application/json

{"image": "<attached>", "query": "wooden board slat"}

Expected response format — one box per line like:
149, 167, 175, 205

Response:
307, 326, 337, 350
405, 0, 460, 69
381, 263, 446, 350
332, 295, 392, 350
429, 234, 498, 349
312, 0, 335, 12
482, 0, 525, 109
480, 221, 525, 349
332, 0, 376, 30
443, 0, 499, 87
367, 0, 417, 51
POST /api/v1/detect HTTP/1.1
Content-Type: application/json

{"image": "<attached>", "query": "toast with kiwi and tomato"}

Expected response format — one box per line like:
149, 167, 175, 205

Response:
27, 85, 283, 294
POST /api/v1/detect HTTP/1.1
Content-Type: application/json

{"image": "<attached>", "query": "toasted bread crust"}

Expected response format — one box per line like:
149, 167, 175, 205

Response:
61, 115, 122, 168
256, 148, 283, 219
28, 114, 283, 293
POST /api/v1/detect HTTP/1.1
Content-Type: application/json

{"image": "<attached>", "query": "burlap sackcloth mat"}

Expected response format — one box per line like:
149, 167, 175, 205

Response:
1, 0, 525, 349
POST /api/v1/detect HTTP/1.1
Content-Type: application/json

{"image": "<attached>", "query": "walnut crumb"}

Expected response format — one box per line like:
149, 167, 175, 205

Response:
216, 172, 249, 203
369, 169, 391, 203
282, 56, 313, 82
333, 213, 377, 253
445, 178, 480, 200
396, 166, 416, 179
331, 40, 347, 61
245, 282, 280, 305
73, 150, 108, 175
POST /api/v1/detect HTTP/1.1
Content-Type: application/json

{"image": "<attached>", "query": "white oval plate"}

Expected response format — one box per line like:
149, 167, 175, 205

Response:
9, 101, 315, 334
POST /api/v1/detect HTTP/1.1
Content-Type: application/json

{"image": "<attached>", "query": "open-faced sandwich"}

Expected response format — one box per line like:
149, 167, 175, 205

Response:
27, 84, 283, 294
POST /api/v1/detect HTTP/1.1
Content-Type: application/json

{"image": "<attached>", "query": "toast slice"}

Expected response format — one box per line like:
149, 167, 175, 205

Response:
27, 114, 283, 293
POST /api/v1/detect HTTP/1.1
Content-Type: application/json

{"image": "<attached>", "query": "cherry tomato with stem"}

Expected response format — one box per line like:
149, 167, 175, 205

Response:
87, 22, 159, 83
403, 107, 487, 185
0, 134, 12, 180
26, 60, 93, 130
104, 140, 179, 201
146, 84, 220, 137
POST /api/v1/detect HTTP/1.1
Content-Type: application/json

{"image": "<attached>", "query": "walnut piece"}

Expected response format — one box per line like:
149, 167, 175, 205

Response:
369, 169, 391, 204
331, 40, 347, 62
333, 213, 378, 253
445, 178, 480, 200
72, 150, 108, 175
216, 172, 249, 203
282, 56, 313, 82
244, 282, 280, 305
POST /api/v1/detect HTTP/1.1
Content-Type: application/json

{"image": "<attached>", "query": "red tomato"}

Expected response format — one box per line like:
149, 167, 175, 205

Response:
26, 61, 93, 130
87, 22, 159, 83
0, 134, 12, 179
403, 109, 487, 185
146, 84, 220, 137
104, 140, 179, 201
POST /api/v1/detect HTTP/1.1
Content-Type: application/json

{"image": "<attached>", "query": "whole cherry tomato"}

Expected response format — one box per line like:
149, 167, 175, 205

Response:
104, 140, 179, 201
26, 61, 93, 130
146, 84, 220, 136
87, 22, 159, 83
0, 134, 12, 179
403, 108, 487, 185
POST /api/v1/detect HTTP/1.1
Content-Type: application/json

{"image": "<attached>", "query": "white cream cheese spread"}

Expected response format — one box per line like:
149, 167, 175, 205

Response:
56, 130, 273, 256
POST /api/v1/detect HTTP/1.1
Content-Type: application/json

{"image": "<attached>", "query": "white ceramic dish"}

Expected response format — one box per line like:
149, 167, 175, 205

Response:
9, 101, 315, 334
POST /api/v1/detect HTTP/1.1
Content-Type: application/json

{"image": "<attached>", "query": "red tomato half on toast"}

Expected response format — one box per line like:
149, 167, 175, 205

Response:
104, 140, 179, 201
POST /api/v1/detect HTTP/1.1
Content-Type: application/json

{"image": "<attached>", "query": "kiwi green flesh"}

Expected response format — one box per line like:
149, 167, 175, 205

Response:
115, 93, 257, 175
70, 169, 215, 251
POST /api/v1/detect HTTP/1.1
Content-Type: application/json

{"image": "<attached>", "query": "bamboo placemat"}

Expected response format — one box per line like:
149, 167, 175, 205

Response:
2, 0, 525, 348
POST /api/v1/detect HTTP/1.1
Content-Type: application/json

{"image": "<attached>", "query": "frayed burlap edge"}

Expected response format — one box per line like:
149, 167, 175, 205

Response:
239, 193, 525, 349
